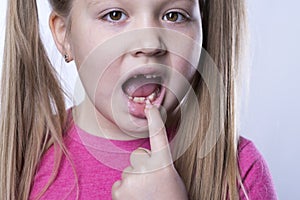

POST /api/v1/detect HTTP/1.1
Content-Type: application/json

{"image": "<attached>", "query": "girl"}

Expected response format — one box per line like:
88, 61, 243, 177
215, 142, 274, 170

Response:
0, 0, 277, 200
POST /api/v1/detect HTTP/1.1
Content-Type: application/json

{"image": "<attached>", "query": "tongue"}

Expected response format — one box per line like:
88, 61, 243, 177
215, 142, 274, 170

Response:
122, 75, 162, 97
131, 84, 159, 97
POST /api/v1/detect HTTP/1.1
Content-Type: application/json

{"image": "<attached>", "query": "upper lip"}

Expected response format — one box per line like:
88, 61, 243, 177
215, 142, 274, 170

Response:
120, 64, 168, 87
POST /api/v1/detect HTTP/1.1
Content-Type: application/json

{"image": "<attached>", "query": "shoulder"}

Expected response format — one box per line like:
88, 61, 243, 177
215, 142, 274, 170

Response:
30, 126, 82, 199
237, 136, 278, 200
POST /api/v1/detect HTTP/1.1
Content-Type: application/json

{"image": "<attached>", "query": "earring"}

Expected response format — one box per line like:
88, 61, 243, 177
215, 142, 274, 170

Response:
64, 54, 70, 63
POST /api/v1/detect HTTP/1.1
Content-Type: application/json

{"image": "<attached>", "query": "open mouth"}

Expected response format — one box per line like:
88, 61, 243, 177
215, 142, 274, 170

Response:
122, 74, 166, 118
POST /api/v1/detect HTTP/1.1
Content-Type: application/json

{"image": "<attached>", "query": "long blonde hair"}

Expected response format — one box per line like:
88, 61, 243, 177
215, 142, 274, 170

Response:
0, 0, 246, 199
0, 0, 69, 199
174, 0, 247, 199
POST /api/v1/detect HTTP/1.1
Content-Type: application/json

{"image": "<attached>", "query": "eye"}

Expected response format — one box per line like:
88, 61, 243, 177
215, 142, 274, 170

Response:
162, 11, 188, 23
102, 10, 128, 23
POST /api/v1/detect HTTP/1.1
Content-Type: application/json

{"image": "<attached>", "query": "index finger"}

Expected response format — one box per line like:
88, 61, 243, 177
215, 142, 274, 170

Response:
144, 106, 170, 153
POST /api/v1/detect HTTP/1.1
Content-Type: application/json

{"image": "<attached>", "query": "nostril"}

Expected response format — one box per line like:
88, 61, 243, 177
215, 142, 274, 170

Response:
153, 48, 167, 57
133, 48, 167, 57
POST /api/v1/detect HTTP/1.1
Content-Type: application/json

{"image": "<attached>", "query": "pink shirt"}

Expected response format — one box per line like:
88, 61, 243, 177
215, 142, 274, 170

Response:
30, 121, 277, 199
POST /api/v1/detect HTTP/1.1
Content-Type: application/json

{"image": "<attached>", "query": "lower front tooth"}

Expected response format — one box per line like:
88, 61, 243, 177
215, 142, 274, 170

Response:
133, 97, 146, 103
145, 99, 151, 105
147, 92, 156, 101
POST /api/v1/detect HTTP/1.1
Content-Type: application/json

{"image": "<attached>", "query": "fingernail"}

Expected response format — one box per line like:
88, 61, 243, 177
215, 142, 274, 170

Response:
144, 100, 153, 118
145, 99, 152, 109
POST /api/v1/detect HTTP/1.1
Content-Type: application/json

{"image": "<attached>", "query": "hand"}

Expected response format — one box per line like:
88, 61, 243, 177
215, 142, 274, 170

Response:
111, 106, 188, 200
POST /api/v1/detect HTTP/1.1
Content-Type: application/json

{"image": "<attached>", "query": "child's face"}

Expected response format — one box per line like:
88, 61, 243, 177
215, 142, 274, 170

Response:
65, 0, 202, 136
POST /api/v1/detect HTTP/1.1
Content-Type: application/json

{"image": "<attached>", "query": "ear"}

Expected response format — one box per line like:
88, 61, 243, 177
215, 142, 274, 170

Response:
49, 11, 73, 62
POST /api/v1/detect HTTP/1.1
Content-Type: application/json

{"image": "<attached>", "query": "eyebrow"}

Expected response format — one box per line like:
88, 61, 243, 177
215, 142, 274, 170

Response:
87, 0, 99, 7
87, 0, 107, 8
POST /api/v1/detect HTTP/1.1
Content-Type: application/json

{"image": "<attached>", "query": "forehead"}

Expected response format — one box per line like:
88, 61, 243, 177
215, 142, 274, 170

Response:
86, 0, 197, 7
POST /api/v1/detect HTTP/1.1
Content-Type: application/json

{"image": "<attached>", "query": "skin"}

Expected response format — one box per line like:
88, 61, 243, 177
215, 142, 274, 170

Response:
112, 106, 188, 200
50, 0, 202, 198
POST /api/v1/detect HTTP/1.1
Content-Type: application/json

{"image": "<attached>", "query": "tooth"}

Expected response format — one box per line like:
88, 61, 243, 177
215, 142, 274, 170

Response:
147, 92, 156, 101
152, 75, 157, 78
145, 75, 152, 79
133, 75, 138, 78
145, 99, 151, 105
133, 97, 146, 103
128, 96, 133, 100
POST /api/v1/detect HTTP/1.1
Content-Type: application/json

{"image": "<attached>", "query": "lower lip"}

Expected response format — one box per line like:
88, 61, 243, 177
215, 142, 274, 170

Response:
127, 87, 166, 119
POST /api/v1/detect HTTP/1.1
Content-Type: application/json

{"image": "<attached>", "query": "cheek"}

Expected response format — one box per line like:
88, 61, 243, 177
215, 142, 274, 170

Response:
163, 57, 196, 108
69, 21, 106, 68
95, 62, 121, 97
172, 57, 197, 81
92, 60, 125, 115
71, 33, 99, 69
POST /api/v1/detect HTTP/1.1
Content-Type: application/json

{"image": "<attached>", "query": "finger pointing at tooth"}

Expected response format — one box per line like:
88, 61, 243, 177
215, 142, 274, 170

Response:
144, 105, 173, 170
112, 105, 188, 200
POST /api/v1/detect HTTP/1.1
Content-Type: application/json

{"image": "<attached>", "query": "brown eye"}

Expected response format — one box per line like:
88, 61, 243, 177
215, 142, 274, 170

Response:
109, 11, 122, 21
102, 10, 128, 23
166, 12, 179, 22
163, 11, 187, 23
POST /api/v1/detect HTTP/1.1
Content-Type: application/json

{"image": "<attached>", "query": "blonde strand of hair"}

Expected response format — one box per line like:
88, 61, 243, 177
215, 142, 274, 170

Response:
174, 0, 247, 199
0, 0, 67, 199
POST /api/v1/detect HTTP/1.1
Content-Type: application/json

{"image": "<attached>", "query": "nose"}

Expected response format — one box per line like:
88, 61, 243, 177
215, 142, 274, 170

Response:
132, 47, 167, 57
130, 29, 167, 57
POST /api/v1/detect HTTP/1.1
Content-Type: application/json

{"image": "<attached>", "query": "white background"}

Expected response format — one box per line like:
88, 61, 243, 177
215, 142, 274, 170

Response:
0, 0, 299, 199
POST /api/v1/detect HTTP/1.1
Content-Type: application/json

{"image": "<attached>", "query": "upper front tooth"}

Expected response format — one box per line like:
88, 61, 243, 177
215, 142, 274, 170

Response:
144, 75, 158, 79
